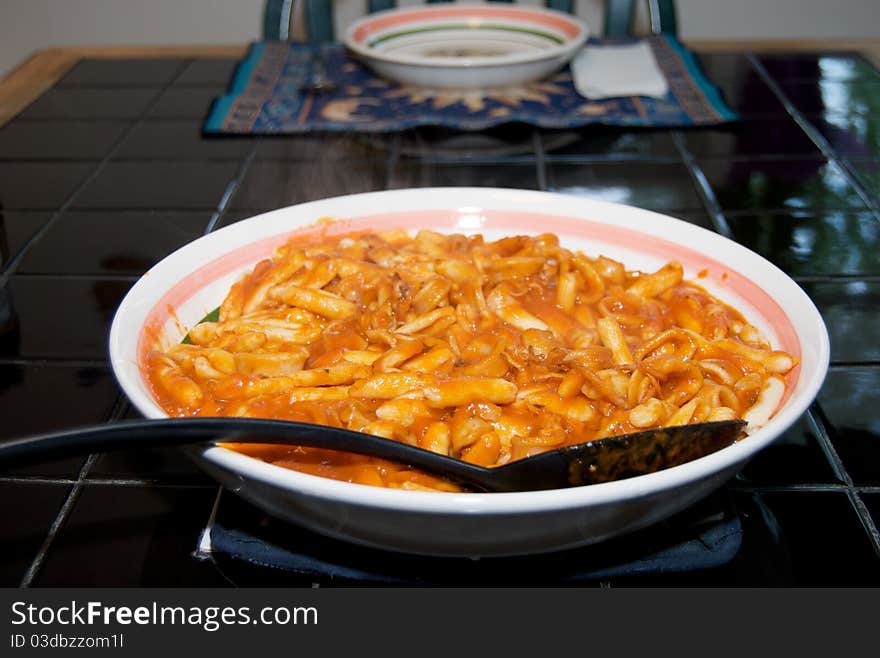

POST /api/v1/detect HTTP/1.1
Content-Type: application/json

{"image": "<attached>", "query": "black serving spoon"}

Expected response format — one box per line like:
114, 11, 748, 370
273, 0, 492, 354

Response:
0, 417, 745, 492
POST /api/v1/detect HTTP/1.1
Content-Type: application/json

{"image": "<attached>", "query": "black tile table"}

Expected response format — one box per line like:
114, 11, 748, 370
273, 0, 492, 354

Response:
1, 47, 879, 587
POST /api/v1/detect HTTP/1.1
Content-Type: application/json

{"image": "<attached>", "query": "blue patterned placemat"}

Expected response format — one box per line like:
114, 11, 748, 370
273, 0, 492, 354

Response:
204, 35, 737, 134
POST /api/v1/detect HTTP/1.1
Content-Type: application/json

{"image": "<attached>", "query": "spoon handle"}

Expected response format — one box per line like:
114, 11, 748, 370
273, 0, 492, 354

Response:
0, 418, 497, 490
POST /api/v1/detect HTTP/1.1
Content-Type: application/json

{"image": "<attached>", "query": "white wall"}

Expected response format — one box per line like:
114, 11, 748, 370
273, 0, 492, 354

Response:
1, 0, 879, 79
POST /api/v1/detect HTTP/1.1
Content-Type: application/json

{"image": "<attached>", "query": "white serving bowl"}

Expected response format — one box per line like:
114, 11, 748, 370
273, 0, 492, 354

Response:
109, 188, 829, 558
343, 3, 588, 89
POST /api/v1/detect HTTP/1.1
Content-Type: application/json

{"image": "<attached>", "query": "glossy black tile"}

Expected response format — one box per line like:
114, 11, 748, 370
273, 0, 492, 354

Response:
693, 53, 756, 82
211, 207, 274, 230
810, 114, 880, 157
114, 120, 252, 160
146, 87, 224, 120
818, 367, 880, 485
255, 133, 391, 161
846, 159, 880, 197
58, 59, 185, 86
396, 125, 539, 161
777, 80, 880, 117
0, 364, 118, 477
0, 481, 71, 586
1, 276, 132, 360
710, 78, 788, 117
33, 485, 225, 586
725, 490, 879, 585
736, 413, 840, 485
725, 211, 880, 276
759, 53, 880, 82
173, 59, 239, 87
0, 121, 129, 160
542, 127, 678, 160
89, 405, 214, 485
800, 281, 880, 364
0, 211, 52, 270
231, 159, 388, 210
72, 161, 238, 209
661, 209, 715, 230
0, 162, 94, 210
680, 118, 820, 157
391, 160, 539, 191
699, 159, 866, 210
16, 211, 210, 275
17, 88, 158, 120
545, 162, 702, 210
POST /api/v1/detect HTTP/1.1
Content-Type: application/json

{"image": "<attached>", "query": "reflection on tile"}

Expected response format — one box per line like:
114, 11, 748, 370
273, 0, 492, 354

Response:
0, 482, 71, 586
231, 159, 388, 210
737, 413, 839, 484
59, 59, 184, 86
391, 160, 538, 191
817, 367, 880, 485
396, 125, 539, 161
681, 118, 819, 157
811, 114, 880, 157
33, 485, 224, 586
542, 127, 677, 160
800, 281, 880, 363
1, 276, 133, 359
700, 159, 865, 210
146, 88, 224, 119
18, 88, 158, 120
173, 59, 240, 86
255, 133, 389, 161
17, 211, 210, 275
115, 121, 252, 160
778, 80, 880, 116
0, 162, 93, 209
0, 364, 118, 477
725, 211, 880, 276
545, 162, 702, 210
0, 211, 52, 269
0, 121, 129, 159
728, 490, 880, 585
760, 53, 880, 81
846, 159, 880, 197
73, 161, 238, 209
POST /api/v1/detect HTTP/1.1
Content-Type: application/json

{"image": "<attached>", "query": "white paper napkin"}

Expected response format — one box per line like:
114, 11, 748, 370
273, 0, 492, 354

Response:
571, 41, 669, 100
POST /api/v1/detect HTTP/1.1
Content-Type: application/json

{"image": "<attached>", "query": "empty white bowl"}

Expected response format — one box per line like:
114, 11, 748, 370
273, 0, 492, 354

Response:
343, 3, 589, 89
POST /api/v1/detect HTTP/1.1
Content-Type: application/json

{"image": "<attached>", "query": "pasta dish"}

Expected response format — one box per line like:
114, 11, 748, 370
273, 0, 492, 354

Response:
144, 229, 797, 492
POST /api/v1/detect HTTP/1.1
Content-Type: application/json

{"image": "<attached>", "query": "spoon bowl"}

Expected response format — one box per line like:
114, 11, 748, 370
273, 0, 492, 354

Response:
0, 417, 745, 492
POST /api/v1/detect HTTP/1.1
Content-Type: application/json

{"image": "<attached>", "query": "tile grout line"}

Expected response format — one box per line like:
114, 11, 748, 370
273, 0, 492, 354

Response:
203, 140, 261, 235
807, 402, 880, 557
18, 454, 98, 587
670, 130, 734, 237
0, 60, 193, 285
383, 131, 402, 190
18, 389, 132, 587
746, 54, 880, 219
534, 131, 548, 191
